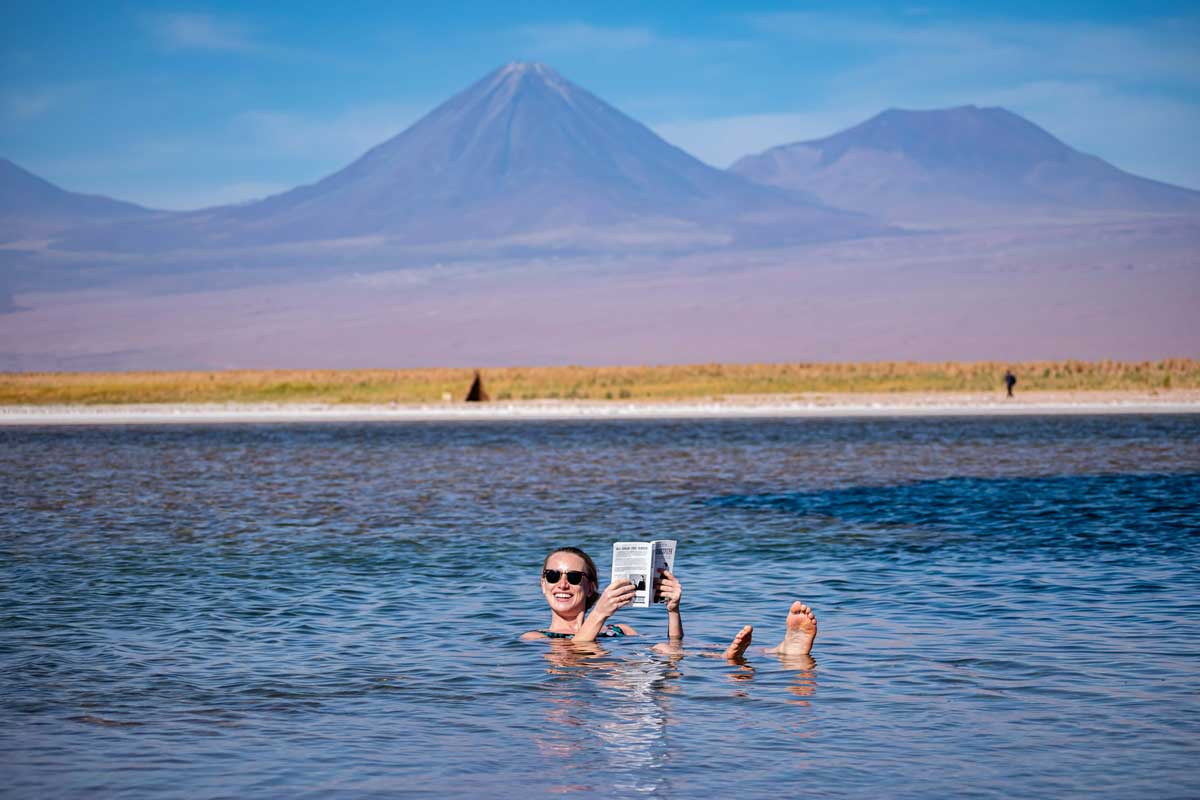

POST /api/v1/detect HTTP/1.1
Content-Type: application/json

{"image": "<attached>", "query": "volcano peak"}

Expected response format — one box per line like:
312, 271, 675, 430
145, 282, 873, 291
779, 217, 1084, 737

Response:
497, 60, 555, 76
42, 62, 880, 251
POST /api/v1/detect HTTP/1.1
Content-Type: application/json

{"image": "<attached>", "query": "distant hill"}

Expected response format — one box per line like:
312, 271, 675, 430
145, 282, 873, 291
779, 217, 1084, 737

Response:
729, 106, 1200, 226
51, 62, 878, 254
0, 158, 156, 242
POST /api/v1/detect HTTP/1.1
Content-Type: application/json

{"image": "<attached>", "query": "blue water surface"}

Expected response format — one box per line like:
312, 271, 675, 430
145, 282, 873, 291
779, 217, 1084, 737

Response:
1, 414, 1198, 798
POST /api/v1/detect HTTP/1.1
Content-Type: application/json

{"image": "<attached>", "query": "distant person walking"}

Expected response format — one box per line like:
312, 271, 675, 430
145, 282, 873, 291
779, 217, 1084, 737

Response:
1004, 370, 1017, 398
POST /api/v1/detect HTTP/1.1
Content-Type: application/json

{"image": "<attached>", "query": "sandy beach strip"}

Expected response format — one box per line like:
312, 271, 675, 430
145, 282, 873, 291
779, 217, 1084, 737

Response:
1, 391, 1198, 425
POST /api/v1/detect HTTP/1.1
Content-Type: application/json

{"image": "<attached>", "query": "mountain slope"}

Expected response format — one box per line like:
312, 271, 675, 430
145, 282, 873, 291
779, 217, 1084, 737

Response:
55, 62, 877, 252
245, 62, 796, 238
730, 106, 1200, 225
0, 158, 156, 241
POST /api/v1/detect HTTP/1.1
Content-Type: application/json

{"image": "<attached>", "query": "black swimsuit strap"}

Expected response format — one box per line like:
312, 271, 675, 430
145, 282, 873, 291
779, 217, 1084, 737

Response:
542, 624, 626, 639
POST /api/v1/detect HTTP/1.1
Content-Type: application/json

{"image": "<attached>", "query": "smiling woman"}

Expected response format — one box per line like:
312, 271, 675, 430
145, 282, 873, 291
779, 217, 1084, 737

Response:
521, 546, 650, 642
522, 546, 818, 657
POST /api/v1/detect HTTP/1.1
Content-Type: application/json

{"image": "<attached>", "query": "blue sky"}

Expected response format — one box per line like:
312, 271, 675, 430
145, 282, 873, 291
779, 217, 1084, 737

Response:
3, 1, 1198, 209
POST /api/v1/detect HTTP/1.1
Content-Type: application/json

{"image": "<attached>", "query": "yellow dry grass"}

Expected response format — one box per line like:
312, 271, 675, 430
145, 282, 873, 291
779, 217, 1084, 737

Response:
1, 360, 1196, 405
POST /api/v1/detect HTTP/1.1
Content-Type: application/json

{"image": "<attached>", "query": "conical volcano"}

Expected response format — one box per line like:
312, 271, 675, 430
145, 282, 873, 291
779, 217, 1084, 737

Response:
54, 62, 876, 252
225, 61, 879, 245
730, 106, 1200, 225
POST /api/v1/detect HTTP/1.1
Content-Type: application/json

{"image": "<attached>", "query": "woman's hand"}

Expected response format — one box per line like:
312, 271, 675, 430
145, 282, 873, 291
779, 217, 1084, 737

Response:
591, 579, 636, 620
575, 579, 636, 642
657, 569, 682, 612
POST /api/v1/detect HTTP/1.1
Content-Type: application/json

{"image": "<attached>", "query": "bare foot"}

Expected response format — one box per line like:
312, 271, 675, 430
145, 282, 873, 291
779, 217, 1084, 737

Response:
766, 601, 817, 656
722, 625, 753, 660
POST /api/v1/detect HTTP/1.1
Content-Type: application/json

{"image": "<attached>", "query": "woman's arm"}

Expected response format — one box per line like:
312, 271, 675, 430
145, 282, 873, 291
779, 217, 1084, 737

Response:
659, 569, 683, 641
574, 579, 635, 642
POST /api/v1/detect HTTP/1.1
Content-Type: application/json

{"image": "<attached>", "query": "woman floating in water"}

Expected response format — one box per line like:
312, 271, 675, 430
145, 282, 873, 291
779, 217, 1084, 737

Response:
522, 546, 818, 659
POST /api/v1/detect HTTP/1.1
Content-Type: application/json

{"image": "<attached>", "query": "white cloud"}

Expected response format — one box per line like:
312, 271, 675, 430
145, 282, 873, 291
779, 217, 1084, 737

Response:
143, 12, 266, 54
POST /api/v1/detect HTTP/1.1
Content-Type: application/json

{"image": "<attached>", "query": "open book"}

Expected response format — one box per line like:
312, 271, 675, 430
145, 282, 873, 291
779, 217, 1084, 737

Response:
611, 540, 677, 608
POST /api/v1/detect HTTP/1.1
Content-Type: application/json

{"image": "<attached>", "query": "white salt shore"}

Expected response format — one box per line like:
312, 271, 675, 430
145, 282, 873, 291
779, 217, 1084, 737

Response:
1, 392, 1197, 425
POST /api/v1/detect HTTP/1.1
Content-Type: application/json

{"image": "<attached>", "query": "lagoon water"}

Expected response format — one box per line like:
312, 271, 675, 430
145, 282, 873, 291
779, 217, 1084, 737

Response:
2, 415, 1199, 798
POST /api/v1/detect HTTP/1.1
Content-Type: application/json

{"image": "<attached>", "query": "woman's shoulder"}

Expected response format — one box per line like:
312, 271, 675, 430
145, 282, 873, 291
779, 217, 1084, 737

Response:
613, 623, 638, 636
521, 630, 547, 640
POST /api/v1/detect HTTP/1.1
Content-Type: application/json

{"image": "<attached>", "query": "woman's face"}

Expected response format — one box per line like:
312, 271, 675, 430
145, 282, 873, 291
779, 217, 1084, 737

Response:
542, 551, 591, 616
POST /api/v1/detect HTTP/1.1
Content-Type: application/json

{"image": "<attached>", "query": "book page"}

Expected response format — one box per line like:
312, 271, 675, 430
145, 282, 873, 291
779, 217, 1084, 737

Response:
611, 541, 652, 608
650, 540, 676, 604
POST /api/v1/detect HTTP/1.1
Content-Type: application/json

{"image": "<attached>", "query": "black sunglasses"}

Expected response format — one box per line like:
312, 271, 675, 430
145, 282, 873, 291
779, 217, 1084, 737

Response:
543, 569, 587, 585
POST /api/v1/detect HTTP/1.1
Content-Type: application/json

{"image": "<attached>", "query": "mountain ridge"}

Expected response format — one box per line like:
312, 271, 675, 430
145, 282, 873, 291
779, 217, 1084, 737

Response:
0, 158, 157, 242
5, 72, 1199, 259
47, 62, 877, 253
729, 105, 1200, 225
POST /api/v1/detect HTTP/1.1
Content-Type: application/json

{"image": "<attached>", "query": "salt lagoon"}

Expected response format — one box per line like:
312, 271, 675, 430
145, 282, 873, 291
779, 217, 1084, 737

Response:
2, 414, 1198, 797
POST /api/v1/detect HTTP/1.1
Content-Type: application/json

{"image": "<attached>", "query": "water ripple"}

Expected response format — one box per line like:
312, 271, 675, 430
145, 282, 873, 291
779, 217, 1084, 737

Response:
1, 415, 1198, 798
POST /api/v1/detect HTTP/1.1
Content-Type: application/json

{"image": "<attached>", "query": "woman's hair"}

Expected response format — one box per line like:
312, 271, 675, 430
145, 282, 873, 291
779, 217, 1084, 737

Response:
544, 547, 601, 610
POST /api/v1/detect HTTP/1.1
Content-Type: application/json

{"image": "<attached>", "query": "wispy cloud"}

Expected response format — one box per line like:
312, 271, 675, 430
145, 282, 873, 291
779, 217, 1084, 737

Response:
512, 22, 659, 51
2, 88, 60, 120
747, 12, 1200, 87
143, 12, 268, 54
0, 80, 93, 122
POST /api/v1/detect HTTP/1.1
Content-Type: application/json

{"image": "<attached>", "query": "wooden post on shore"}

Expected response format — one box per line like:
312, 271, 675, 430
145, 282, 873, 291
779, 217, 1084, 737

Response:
465, 370, 489, 402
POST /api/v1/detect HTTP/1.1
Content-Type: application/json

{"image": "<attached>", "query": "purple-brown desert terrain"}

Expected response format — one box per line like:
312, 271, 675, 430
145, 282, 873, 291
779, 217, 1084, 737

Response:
1, 63, 1197, 370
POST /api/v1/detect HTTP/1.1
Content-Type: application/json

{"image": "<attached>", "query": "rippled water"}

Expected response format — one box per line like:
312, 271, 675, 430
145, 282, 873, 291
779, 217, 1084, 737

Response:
2, 415, 1198, 798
